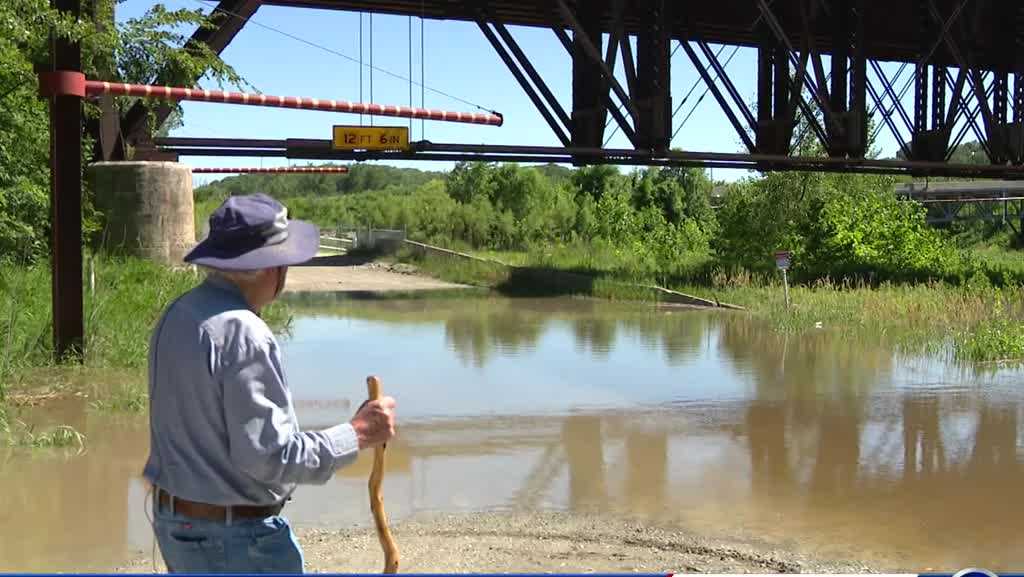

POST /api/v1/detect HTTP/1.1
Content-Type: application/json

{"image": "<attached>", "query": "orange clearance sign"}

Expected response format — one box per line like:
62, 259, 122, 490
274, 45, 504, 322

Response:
332, 125, 410, 151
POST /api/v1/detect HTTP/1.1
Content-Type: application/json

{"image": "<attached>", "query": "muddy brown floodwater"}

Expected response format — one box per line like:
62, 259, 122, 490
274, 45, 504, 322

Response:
1, 294, 1022, 572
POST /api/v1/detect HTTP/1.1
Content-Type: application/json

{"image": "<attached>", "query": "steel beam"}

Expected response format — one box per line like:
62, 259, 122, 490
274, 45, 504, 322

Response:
813, 0, 867, 157
120, 0, 263, 151
682, 40, 756, 152
551, 19, 637, 149
49, 0, 84, 361
635, 0, 671, 151
155, 136, 1024, 178
925, 0, 999, 162
846, 0, 868, 157
697, 40, 756, 131
1014, 3, 1024, 162
475, 16, 570, 145
489, 16, 571, 130
556, 0, 637, 125
831, 0, 849, 117
757, 0, 840, 137
872, 61, 915, 135
616, 0, 638, 99
932, 65, 947, 130
867, 78, 912, 159
753, 1, 829, 154
755, 17, 796, 155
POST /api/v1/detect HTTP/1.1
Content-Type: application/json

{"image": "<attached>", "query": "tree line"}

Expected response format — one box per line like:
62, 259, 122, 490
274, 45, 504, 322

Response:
197, 160, 1024, 288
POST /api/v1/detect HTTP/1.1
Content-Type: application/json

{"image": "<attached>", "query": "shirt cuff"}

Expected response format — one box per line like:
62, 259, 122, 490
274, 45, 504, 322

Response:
323, 422, 360, 461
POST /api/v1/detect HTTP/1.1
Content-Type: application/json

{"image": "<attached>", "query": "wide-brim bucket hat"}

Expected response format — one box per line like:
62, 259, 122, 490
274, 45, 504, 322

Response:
184, 193, 319, 270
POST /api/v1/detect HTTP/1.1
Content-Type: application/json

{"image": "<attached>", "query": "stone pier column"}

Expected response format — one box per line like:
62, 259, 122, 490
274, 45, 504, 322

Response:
87, 161, 195, 265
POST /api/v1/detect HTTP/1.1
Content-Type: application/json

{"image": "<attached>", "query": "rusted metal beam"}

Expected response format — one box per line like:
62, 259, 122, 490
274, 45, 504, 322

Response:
866, 77, 912, 159
681, 40, 755, 152
945, 68, 967, 131
255, 0, 1011, 69
756, 0, 840, 136
925, 0, 997, 162
635, 0, 671, 151
850, 0, 868, 154
120, 0, 263, 148
696, 40, 756, 131
552, 23, 638, 148
489, 17, 571, 130
872, 61, 915, 135
157, 136, 1024, 178
475, 18, 570, 145
830, 0, 849, 116
555, 0, 638, 124
49, 0, 84, 361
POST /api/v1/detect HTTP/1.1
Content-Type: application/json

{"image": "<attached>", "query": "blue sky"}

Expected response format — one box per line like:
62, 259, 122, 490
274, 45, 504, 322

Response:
116, 1, 918, 185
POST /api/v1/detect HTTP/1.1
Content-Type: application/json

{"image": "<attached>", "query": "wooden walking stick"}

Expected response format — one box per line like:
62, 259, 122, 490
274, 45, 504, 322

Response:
366, 375, 400, 573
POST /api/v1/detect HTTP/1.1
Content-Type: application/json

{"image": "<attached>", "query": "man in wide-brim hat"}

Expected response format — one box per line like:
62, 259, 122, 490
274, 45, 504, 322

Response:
142, 193, 396, 573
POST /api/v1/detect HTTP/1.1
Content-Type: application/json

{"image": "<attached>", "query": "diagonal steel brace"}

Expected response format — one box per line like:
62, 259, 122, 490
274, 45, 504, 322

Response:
554, 0, 639, 125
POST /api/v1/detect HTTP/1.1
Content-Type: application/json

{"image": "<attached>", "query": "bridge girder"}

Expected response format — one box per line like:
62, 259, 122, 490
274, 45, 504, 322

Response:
132, 0, 1024, 177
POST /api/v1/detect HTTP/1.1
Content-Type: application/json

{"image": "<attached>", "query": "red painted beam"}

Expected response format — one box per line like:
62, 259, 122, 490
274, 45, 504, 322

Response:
191, 166, 349, 173
78, 78, 503, 126
48, 0, 84, 361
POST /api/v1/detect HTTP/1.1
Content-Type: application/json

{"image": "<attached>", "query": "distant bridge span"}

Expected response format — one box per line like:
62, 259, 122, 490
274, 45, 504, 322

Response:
897, 180, 1024, 230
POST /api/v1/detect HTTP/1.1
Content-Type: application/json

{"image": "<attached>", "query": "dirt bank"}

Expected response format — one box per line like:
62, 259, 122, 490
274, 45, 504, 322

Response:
285, 258, 470, 293
115, 511, 878, 574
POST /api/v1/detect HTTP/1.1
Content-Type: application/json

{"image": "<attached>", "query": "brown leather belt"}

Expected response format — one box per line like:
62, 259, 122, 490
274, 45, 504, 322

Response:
156, 488, 283, 522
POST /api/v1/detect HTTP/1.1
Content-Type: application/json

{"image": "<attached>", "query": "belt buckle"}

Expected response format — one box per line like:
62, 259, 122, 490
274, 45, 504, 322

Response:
154, 486, 174, 515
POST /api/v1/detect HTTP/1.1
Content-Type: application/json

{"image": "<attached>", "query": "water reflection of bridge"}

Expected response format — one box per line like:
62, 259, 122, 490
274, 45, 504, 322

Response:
1, 391, 1021, 571
376, 395, 1022, 567
378, 395, 1021, 490
327, 392, 1022, 515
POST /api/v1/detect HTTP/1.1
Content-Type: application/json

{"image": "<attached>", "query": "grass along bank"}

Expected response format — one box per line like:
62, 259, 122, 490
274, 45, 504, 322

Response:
397, 245, 1024, 365
0, 256, 292, 447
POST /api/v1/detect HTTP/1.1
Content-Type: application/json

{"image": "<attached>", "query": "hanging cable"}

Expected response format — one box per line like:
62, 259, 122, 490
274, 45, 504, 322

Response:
359, 12, 364, 126
420, 3, 426, 140
189, 0, 500, 115
665, 43, 732, 143
405, 16, 409, 134
369, 12, 374, 127
672, 44, 742, 141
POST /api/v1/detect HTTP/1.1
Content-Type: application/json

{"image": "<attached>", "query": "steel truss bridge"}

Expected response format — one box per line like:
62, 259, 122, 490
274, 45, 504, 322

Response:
40, 0, 1024, 356
137, 0, 1024, 179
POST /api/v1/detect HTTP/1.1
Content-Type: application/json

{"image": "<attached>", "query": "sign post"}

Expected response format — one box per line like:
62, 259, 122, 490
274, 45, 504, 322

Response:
774, 250, 792, 310
332, 125, 410, 151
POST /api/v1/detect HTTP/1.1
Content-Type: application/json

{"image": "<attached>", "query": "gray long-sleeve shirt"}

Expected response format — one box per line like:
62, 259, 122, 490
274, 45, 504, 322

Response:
142, 274, 359, 506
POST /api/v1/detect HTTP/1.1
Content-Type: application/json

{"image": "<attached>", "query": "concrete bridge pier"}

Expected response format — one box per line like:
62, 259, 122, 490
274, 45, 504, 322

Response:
87, 161, 196, 265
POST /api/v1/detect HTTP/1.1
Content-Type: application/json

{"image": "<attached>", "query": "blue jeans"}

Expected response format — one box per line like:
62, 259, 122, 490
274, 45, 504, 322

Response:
152, 496, 304, 573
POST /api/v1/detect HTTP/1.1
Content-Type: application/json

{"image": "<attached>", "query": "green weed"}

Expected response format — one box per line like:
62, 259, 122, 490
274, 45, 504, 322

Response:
0, 256, 294, 417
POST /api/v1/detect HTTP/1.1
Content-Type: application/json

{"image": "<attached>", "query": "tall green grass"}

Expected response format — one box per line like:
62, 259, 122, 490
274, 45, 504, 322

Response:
0, 406, 87, 451
954, 305, 1024, 364
0, 256, 198, 390
0, 255, 292, 404
400, 245, 1024, 365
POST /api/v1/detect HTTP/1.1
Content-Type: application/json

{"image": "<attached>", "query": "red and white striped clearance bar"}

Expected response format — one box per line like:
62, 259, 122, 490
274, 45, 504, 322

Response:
0, 571, 1003, 576
37, 72, 504, 127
